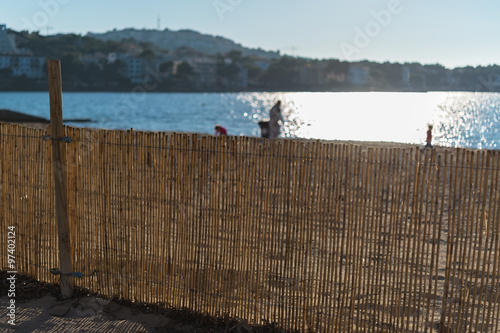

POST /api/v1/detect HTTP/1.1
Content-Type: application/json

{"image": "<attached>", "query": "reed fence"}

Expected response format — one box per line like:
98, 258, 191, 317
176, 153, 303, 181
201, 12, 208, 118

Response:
1, 121, 499, 332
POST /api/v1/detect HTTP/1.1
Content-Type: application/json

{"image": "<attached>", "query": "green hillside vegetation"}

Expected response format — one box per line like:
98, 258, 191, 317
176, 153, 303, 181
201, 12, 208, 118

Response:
3, 29, 500, 92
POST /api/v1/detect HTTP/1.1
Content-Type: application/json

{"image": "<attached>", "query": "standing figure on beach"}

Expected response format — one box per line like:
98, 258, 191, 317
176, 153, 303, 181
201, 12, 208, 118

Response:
214, 124, 227, 136
269, 101, 283, 139
423, 124, 433, 151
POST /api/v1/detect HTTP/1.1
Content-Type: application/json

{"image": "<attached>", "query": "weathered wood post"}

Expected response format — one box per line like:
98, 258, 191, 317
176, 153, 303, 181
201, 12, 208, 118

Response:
47, 59, 74, 299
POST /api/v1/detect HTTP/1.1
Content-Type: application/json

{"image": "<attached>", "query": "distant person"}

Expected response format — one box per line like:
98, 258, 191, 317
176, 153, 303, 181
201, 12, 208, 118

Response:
269, 101, 283, 139
214, 124, 227, 136
258, 121, 270, 139
423, 124, 433, 151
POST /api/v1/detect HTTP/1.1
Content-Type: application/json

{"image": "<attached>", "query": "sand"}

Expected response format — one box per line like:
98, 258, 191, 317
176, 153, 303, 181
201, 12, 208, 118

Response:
0, 294, 168, 332
10, 120, 428, 150
0, 272, 274, 333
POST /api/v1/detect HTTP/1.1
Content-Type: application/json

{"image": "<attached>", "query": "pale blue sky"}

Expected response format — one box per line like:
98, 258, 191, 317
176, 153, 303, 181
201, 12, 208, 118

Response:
2, 0, 499, 68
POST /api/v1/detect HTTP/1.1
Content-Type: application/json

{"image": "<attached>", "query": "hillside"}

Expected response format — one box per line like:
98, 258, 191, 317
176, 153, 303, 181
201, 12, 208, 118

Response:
5, 26, 500, 92
87, 28, 280, 59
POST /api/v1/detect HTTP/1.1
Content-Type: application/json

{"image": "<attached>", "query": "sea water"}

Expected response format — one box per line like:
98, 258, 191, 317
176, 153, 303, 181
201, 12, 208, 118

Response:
0, 91, 498, 149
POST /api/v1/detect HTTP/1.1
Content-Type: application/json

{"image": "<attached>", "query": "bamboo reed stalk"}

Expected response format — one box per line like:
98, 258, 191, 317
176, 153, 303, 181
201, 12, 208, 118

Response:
315, 143, 332, 333
47, 125, 57, 283
332, 144, 345, 331
204, 135, 215, 314
275, 141, 288, 329
311, 142, 326, 332
108, 131, 117, 297
303, 141, 314, 331
312, 142, 324, 328
165, 133, 174, 306
452, 149, 469, 330
69, 128, 78, 284
460, 150, 479, 330
264, 138, 276, 323
132, 130, 139, 301
358, 148, 373, 331
321, 144, 335, 333
471, 151, 489, 330
444, 150, 459, 330
13, 125, 23, 273
295, 142, 307, 331
348, 145, 359, 328
121, 130, 129, 300
334, 145, 347, 328
255, 138, 268, 322
67, 127, 77, 278
236, 137, 248, 321
490, 151, 500, 333
384, 149, 398, 330
162, 133, 171, 304
482, 152, 500, 331
427, 152, 441, 330
246, 138, 260, 323
369, 148, 383, 327
415, 148, 432, 330
244, 137, 257, 324
385, 149, 398, 330
32, 127, 42, 279
226, 137, 238, 317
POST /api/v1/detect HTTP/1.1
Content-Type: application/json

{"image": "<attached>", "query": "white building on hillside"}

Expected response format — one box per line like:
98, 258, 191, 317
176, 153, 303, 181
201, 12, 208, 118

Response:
0, 25, 18, 54
189, 57, 217, 87
0, 55, 45, 78
126, 57, 146, 84
348, 66, 370, 85
0, 24, 45, 79
402, 66, 412, 90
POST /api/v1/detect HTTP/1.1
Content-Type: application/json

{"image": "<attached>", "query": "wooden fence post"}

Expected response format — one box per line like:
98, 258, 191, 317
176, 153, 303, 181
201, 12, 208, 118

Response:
48, 59, 74, 299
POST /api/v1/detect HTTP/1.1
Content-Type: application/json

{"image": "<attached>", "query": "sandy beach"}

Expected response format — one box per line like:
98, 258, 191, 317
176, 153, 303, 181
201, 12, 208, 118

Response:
13, 120, 430, 149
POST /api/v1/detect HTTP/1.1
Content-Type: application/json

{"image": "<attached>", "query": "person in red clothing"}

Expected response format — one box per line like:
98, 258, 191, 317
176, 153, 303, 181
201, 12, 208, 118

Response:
214, 124, 227, 136
423, 124, 433, 150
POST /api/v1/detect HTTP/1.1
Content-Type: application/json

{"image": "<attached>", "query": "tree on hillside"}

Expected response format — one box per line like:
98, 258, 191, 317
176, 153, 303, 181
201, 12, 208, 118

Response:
368, 62, 404, 89
424, 64, 448, 90
260, 56, 302, 88
176, 62, 193, 76
325, 59, 349, 74
16, 32, 122, 57
60, 54, 86, 81
159, 61, 174, 74
225, 50, 242, 62
139, 49, 155, 60
0, 68, 13, 78
174, 61, 194, 86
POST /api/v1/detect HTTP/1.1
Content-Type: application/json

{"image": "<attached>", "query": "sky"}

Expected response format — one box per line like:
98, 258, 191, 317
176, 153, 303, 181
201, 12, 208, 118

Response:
1, 0, 499, 69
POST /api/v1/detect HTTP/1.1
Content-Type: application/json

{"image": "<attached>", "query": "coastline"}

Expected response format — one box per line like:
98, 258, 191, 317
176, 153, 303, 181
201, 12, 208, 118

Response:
3, 121, 448, 151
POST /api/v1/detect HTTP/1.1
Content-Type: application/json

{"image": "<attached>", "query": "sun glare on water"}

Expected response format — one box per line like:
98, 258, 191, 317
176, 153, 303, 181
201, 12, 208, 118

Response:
238, 92, 447, 144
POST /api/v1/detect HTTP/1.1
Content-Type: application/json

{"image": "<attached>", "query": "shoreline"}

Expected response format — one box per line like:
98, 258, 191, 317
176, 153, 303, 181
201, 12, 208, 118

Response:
3, 121, 475, 152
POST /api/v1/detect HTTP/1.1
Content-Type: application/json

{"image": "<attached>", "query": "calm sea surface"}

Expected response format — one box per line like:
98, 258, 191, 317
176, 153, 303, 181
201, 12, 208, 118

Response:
0, 91, 499, 149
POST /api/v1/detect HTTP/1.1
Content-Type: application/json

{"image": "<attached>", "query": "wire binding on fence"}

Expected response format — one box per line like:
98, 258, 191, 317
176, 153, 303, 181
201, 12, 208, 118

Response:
40, 135, 73, 143
50, 268, 96, 278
